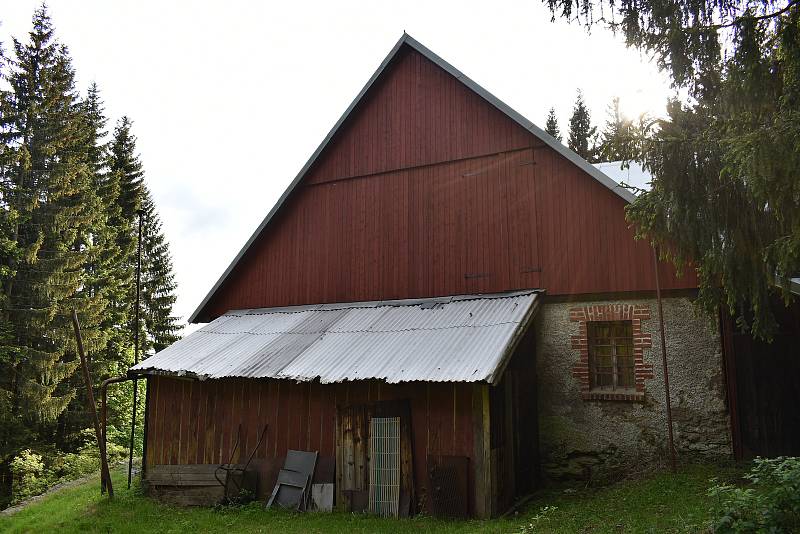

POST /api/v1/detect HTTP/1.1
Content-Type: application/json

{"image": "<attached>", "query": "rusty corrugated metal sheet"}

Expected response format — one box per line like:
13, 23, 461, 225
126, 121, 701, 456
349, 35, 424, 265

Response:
132, 290, 540, 384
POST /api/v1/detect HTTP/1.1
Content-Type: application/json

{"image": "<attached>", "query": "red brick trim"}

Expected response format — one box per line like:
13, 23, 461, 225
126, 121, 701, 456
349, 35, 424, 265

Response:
581, 392, 646, 402
569, 304, 654, 400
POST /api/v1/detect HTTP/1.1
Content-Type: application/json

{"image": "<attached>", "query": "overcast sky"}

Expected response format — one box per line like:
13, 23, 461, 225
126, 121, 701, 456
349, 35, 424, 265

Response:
2, 1, 674, 333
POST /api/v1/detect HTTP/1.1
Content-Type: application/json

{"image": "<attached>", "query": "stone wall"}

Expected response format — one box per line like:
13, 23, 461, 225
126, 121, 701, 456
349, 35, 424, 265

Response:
535, 297, 732, 481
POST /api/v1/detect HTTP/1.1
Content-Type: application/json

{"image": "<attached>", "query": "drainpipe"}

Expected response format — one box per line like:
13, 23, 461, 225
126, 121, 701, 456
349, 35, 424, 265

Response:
652, 245, 677, 472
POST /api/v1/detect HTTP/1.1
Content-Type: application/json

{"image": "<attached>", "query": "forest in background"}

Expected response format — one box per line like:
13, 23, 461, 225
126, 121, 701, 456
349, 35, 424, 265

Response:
0, 6, 179, 507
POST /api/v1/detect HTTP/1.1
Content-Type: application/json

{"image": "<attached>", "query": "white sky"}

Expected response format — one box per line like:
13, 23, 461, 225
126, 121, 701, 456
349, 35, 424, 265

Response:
2, 1, 674, 334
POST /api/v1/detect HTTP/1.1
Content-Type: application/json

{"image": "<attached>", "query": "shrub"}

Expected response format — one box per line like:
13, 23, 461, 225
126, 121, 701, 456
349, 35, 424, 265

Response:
708, 457, 800, 533
10, 450, 52, 504
9, 429, 130, 505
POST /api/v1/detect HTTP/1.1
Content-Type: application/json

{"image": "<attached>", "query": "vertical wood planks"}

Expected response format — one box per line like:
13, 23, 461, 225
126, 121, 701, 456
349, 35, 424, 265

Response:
147, 377, 483, 516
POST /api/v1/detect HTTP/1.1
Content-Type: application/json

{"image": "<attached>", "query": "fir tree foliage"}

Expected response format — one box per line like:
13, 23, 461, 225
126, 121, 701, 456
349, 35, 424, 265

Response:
107, 118, 179, 357
140, 190, 180, 355
545, 0, 800, 337
598, 97, 644, 163
545, 107, 562, 141
567, 90, 599, 162
0, 7, 96, 469
0, 6, 181, 504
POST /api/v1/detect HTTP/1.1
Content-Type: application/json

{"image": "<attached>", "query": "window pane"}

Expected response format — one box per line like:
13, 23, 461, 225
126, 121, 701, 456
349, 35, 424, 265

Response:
588, 319, 635, 392
594, 372, 613, 388
616, 344, 631, 357
617, 366, 634, 387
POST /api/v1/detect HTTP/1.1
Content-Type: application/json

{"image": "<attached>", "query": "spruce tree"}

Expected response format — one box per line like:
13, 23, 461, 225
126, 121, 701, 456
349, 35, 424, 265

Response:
0, 6, 104, 501
544, 107, 562, 142
108, 118, 178, 357
598, 97, 636, 162
56, 84, 133, 450
568, 90, 598, 162
140, 189, 180, 354
545, 0, 800, 337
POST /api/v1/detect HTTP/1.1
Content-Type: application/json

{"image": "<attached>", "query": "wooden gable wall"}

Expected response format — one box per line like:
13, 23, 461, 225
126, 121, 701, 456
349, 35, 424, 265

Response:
198, 45, 696, 321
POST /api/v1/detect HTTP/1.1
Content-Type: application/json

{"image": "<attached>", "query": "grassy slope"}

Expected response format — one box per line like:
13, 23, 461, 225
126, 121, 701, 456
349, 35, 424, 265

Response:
0, 464, 740, 533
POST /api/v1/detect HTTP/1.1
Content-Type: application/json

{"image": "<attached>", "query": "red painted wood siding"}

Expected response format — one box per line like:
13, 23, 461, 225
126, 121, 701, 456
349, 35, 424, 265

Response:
146, 376, 476, 508
306, 46, 536, 185
199, 45, 696, 321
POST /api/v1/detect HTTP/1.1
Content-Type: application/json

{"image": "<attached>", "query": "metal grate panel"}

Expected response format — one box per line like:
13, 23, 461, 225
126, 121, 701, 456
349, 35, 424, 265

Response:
428, 455, 469, 518
368, 417, 400, 517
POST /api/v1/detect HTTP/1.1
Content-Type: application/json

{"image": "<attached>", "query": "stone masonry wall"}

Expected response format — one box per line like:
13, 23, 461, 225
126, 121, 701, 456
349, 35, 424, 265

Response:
536, 297, 732, 481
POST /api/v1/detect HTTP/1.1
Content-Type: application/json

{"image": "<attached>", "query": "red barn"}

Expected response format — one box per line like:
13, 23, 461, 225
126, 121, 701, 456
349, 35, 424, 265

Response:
131, 34, 735, 517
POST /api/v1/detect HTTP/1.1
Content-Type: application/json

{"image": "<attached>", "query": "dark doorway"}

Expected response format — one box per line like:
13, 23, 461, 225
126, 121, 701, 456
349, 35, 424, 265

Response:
724, 298, 800, 459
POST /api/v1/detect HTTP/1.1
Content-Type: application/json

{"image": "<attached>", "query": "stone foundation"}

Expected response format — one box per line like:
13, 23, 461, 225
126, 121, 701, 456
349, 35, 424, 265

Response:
535, 297, 732, 481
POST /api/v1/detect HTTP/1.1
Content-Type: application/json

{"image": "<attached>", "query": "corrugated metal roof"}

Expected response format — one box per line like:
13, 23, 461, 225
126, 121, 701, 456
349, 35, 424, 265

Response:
132, 290, 541, 385
188, 33, 634, 323
593, 161, 652, 194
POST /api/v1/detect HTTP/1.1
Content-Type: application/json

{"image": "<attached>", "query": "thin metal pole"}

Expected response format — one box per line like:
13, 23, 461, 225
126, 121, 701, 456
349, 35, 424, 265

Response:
128, 209, 143, 489
72, 310, 114, 497
652, 245, 677, 472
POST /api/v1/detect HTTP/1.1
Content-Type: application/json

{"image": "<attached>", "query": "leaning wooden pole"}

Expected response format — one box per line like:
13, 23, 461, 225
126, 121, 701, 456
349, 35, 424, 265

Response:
128, 208, 143, 489
652, 246, 677, 473
72, 309, 114, 497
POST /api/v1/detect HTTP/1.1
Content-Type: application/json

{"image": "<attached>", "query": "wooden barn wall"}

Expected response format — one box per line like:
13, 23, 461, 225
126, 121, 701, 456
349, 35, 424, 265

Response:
145, 376, 476, 510
204, 144, 695, 318
304, 46, 537, 185
197, 45, 696, 321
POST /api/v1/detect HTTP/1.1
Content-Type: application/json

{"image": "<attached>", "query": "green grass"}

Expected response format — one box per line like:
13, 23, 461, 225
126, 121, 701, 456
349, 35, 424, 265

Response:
0, 464, 742, 533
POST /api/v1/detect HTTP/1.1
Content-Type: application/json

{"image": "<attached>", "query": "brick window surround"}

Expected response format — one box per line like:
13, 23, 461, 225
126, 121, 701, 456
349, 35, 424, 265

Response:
570, 304, 654, 402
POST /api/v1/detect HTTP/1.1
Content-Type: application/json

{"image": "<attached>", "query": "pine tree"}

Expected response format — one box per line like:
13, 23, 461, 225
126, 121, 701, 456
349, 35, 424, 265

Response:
544, 107, 562, 142
598, 97, 636, 162
56, 84, 134, 450
568, 90, 598, 162
83, 94, 133, 377
108, 118, 178, 357
109, 117, 143, 228
140, 189, 180, 355
546, 0, 800, 337
0, 6, 104, 502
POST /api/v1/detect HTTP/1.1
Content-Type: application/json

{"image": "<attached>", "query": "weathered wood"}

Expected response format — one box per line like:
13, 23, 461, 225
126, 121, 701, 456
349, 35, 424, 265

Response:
471, 383, 491, 518
148, 485, 226, 507
504, 373, 515, 508
71, 310, 113, 498
335, 409, 345, 511
147, 464, 243, 475
146, 479, 223, 487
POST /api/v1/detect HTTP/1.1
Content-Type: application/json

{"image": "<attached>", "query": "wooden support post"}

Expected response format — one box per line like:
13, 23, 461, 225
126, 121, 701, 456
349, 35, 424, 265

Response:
472, 383, 492, 518
72, 309, 114, 497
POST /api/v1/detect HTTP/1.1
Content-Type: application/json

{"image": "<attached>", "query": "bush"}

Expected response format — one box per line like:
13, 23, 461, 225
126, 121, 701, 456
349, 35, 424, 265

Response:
708, 457, 800, 533
10, 450, 52, 504
10, 429, 129, 505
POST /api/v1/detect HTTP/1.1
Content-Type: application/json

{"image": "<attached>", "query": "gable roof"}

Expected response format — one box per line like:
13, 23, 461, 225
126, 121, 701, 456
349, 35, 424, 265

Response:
189, 33, 636, 323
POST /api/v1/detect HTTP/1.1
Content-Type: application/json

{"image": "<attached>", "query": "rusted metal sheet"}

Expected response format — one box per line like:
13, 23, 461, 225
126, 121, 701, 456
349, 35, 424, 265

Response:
132, 291, 540, 384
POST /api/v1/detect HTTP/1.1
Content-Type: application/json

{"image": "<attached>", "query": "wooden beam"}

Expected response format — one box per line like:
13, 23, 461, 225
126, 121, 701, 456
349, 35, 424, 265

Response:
72, 310, 114, 498
472, 383, 492, 518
